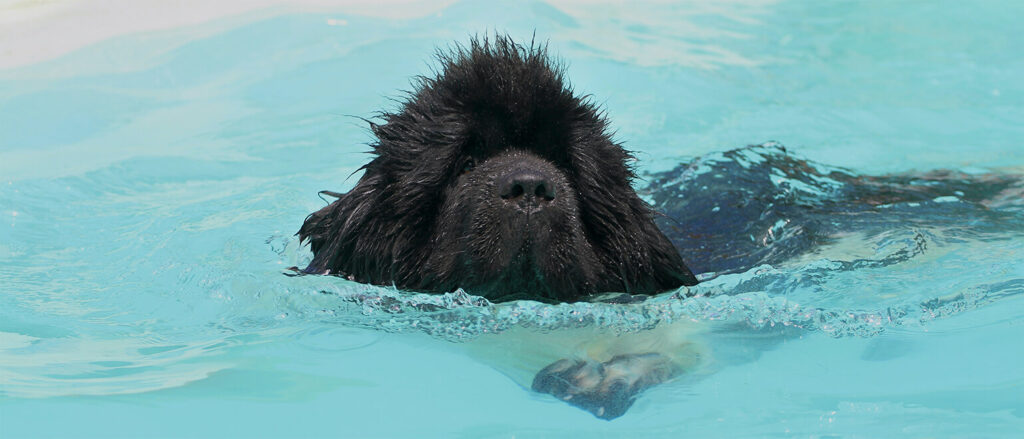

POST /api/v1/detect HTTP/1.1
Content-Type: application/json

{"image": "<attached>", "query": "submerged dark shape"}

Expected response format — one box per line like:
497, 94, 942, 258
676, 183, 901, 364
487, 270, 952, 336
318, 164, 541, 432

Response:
646, 143, 1024, 277
298, 36, 697, 303
532, 353, 680, 420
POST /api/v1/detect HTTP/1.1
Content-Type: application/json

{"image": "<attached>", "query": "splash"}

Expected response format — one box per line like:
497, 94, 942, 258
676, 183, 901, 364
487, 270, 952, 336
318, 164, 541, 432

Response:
278, 262, 1023, 342
275, 144, 1024, 341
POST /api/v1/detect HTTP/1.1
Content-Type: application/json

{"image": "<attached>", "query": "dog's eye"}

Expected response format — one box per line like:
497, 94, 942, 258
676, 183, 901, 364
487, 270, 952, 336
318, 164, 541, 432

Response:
461, 158, 476, 175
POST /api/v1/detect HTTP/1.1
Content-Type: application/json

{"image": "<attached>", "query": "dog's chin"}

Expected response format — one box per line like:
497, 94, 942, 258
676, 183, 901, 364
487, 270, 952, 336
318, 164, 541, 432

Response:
462, 209, 598, 303
466, 252, 586, 303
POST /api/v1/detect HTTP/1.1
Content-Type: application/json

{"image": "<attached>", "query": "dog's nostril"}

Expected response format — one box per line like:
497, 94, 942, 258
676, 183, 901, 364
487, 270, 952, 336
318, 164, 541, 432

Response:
535, 183, 554, 200
499, 170, 556, 202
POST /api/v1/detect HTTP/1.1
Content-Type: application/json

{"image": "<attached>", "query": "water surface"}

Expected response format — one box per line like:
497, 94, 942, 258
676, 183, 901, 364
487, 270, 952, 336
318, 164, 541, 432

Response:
1, 0, 1022, 437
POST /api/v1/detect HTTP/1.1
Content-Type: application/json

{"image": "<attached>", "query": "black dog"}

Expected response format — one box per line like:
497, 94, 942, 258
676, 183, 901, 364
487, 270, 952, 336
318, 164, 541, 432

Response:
298, 36, 698, 303
297, 36, 701, 419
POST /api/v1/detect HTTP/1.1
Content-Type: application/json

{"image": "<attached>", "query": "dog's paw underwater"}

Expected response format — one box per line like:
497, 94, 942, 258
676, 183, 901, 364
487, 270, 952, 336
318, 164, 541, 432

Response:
294, 35, 1024, 420
532, 353, 680, 420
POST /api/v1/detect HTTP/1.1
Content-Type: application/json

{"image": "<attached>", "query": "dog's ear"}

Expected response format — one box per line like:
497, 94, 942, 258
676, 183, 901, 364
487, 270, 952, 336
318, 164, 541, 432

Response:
567, 126, 698, 293
585, 197, 699, 294
597, 192, 699, 294
298, 152, 439, 286
635, 211, 700, 289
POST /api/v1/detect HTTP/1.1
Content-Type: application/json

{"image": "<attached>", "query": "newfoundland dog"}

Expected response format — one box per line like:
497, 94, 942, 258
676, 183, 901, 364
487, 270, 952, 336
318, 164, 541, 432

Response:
298, 36, 699, 419
298, 36, 698, 304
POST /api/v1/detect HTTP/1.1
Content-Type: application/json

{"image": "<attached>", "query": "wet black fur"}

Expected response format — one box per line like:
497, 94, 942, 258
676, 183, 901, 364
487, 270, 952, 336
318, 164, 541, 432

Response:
298, 36, 698, 302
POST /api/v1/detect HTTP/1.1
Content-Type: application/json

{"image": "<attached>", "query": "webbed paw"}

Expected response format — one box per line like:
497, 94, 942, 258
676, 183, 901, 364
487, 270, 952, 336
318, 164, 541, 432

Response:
531, 353, 680, 420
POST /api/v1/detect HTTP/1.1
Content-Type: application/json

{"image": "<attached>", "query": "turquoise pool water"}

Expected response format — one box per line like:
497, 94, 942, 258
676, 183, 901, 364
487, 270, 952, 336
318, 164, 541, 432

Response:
1, 0, 1022, 437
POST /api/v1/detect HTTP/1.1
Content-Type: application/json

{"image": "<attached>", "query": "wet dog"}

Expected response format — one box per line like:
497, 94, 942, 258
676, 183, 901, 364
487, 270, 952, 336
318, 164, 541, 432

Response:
298, 36, 698, 303
298, 36, 699, 419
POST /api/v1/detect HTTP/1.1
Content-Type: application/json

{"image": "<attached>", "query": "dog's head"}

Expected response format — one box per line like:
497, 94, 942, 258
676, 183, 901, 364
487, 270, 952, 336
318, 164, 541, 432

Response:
299, 36, 697, 302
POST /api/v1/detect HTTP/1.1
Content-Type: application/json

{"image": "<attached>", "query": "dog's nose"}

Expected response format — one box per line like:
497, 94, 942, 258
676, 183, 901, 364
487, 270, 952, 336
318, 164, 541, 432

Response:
498, 169, 556, 204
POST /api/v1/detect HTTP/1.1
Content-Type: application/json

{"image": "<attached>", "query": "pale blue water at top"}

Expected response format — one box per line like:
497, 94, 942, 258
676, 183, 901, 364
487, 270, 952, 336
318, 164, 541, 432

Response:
1, 0, 1023, 437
